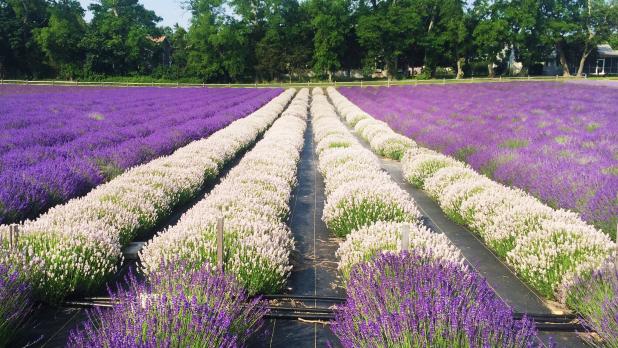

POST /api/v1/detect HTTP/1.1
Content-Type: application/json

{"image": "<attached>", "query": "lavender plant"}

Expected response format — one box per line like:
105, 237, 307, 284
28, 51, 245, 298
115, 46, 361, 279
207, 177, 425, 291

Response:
68, 263, 268, 348
565, 262, 618, 347
340, 83, 618, 239
0, 262, 32, 347
332, 252, 538, 348
0, 85, 282, 224
0, 89, 295, 304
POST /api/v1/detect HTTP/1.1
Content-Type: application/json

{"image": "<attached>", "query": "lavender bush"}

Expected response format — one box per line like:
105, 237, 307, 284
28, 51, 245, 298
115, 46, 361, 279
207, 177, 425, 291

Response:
68, 263, 268, 348
565, 262, 618, 347
0, 85, 281, 224
0, 89, 294, 304
340, 83, 618, 238
0, 262, 32, 347
332, 252, 538, 348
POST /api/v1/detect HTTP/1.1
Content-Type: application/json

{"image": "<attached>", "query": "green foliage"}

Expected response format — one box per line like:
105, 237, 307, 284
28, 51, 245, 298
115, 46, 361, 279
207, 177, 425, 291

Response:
34, 0, 86, 79
308, 0, 349, 80
0, 0, 49, 78
471, 0, 509, 76
82, 0, 162, 76
356, 0, 422, 78
0, 0, 614, 81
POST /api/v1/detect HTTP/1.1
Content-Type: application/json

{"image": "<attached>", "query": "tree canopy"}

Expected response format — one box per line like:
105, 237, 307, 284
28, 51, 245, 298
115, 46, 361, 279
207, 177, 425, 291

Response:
0, 0, 616, 81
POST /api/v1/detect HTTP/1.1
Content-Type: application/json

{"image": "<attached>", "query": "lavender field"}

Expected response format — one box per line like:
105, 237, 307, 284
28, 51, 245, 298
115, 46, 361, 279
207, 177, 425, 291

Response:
0, 85, 282, 224
340, 82, 618, 238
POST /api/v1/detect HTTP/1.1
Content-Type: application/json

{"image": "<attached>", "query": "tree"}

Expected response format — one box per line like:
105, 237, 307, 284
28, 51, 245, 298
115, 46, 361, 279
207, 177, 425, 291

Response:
170, 25, 188, 78
573, 0, 618, 76
253, 0, 312, 81
0, 0, 49, 78
540, 0, 582, 75
82, 0, 162, 76
406, 0, 467, 78
503, 0, 547, 74
308, 0, 350, 81
34, 0, 86, 79
356, 0, 422, 79
186, 0, 248, 81
472, 0, 509, 77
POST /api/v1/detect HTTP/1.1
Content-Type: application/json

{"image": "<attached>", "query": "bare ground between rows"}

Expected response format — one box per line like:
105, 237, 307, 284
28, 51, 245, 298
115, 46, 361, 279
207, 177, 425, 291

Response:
11, 118, 280, 348
347, 125, 590, 347
248, 109, 345, 348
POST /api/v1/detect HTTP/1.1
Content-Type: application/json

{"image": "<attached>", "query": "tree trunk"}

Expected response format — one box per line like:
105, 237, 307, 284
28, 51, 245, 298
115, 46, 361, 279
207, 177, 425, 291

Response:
393, 57, 398, 79
456, 58, 464, 79
487, 63, 495, 78
557, 44, 571, 76
576, 41, 592, 77
328, 71, 332, 82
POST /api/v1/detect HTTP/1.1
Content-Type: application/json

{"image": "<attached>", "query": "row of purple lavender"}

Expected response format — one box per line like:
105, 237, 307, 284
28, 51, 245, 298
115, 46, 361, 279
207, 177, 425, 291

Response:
339, 82, 617, 238
0, 85, 282, 224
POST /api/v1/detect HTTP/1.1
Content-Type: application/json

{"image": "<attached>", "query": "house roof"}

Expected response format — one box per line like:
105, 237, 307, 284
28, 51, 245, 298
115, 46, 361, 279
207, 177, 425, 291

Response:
147, 36, 167, 44
598, 44, 618, 58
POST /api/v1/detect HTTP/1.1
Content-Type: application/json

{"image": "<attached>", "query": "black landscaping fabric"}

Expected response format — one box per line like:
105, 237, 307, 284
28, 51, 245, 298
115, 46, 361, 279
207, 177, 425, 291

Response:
253, 116, 345, 348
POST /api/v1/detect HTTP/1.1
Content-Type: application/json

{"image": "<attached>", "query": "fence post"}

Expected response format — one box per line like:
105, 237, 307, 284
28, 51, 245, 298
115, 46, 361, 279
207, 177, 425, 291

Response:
360, 80, 363, 88
216, 217, 224, 272
556, 75, 559, 81
387, 78, 390, 88
401, 224, 410, 252
443, 78, 446, 85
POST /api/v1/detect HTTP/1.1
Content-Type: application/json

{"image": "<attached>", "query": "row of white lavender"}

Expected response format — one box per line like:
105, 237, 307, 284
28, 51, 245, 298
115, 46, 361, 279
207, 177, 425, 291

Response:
0, 89, 296, 303
326, 87, 414, 160
326, 87, 615, 303
139, 89, 310, 295
311, 87, 462, 280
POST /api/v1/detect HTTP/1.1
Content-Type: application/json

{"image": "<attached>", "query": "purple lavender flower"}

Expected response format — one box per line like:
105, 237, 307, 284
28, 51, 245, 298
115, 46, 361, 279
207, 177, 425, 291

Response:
566, 263, 618, 346
68, 263, 268, 348
332, 252, 538, 347
0, 85, 282, 224
340, 83, 618, 239
0, 262, 33, 347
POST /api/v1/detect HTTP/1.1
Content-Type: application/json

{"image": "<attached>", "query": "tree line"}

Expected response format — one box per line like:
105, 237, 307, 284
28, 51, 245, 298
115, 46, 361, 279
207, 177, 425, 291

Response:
1, 0, 617, 82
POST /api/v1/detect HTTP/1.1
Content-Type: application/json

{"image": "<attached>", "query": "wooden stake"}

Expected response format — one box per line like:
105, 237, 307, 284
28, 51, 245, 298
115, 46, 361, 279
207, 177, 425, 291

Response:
9, 224, 19, 249
401, 224, 410, 252
216, 217, 224, 272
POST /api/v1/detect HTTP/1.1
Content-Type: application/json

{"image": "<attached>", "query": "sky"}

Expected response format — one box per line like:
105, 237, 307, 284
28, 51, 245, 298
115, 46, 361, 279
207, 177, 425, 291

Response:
79, 0, 192, 29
